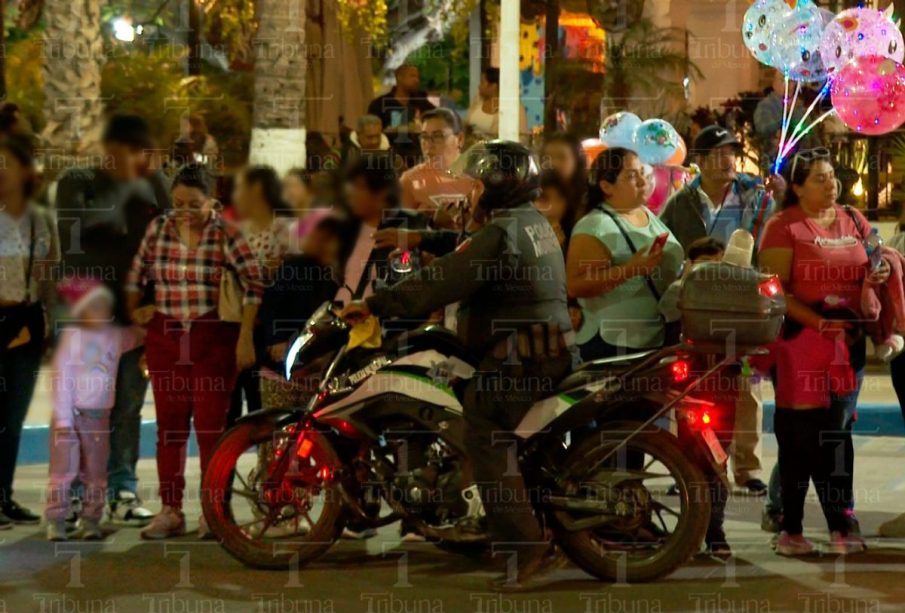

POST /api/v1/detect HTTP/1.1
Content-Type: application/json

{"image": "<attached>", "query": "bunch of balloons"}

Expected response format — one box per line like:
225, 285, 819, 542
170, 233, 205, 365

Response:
596, 112, 690, 212
741, 1, 905, 163
598, 112, 686, 166
824, 7, 905, 135
742, 0, 833, 83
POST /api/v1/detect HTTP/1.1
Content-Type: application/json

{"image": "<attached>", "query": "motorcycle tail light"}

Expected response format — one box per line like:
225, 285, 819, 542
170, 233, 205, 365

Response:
296, 437, 313, 459
671, 359, 691, 384
758, 276, 783, 299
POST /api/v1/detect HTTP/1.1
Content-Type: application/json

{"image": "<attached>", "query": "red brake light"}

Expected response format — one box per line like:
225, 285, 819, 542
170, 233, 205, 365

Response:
671, 360, 690, 383
401, 250, 411, 266
758, 276, 782, 299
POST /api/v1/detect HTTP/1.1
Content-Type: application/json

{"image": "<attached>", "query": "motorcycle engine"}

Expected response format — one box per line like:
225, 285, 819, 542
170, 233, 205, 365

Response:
391, 440, 468, 526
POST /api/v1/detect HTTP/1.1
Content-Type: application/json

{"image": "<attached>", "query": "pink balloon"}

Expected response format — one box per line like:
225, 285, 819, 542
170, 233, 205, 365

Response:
831, 55, 905, 135
646, 166, 690, 214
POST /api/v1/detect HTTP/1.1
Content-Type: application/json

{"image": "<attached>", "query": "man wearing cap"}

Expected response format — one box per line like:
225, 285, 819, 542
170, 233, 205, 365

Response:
660, 125, 777, 501
55, 113, 170, 527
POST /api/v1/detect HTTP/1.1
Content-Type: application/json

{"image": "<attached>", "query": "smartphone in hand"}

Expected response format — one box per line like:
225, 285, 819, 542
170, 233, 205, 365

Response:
648, 232, 669, 255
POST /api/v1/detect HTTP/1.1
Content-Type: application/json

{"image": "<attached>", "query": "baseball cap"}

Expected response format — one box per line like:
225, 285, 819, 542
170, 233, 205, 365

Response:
693, 125, 742, 156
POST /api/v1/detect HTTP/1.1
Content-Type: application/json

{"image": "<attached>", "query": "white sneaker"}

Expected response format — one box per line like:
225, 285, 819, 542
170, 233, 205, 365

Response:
140, 506, 186, 540
78, 518, 104, 540
109, 491, 154, 527
341, 526, 378, 540
47, 520, 68, 542
775, 531, 814, 556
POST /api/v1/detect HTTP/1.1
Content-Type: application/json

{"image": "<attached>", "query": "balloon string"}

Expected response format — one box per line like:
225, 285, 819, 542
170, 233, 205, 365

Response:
774, 80, 831, 171
786, 80, 831, 148
779, 108, 836, 160
773, 73, 801, 173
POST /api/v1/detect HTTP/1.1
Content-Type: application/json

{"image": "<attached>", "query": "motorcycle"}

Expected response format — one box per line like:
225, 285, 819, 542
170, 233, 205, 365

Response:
202, 256, 786, 582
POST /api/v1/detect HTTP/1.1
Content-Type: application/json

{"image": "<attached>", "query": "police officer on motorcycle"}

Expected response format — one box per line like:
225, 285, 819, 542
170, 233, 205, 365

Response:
340, 140, 578, 590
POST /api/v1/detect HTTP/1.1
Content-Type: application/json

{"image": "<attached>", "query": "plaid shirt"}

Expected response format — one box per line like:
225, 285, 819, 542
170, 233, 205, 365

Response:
127, 211, 265, 322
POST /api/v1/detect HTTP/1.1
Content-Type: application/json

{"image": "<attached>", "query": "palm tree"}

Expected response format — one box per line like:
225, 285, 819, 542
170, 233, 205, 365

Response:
41, 0, 106, 155
603, 17, 701, 116
248, 0, 307, 174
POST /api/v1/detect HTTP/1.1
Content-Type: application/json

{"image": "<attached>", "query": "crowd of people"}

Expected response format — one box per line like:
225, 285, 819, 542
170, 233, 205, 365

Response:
0, 62, 903, 575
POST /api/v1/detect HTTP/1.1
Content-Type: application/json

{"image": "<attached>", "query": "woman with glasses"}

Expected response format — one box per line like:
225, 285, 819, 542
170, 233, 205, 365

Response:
126, 163, 265, 540
758, 148, 887, 556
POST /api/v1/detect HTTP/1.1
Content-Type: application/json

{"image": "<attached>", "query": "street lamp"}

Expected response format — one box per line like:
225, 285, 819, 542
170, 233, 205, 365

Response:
112, 17, 136, 42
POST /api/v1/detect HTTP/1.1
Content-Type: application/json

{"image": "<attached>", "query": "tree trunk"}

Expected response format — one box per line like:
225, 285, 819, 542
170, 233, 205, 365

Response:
249, 0, 307, 174
41, 0, 105, 156
0, 0, 6, 101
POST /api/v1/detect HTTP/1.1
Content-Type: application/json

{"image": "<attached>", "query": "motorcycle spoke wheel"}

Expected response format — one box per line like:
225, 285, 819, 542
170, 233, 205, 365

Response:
554, 427, 711, 582
202, 422, 343, 569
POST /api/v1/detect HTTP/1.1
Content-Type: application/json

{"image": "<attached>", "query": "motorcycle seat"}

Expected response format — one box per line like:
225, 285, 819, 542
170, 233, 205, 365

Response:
556, 349, 657, 392
392, 325, 478, 366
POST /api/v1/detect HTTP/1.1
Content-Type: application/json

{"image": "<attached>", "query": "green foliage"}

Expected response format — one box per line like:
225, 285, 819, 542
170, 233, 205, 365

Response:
404, 35, 470, 106
101, 46, 253, 167
604, 18, 702, 110
4, 31, 44, 131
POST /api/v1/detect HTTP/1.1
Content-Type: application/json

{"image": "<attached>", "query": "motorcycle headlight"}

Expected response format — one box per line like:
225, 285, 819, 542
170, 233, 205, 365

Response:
284, 331, 314, 381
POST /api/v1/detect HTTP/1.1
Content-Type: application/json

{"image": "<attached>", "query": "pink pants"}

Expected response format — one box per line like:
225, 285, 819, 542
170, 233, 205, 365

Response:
144, 312, 239, 510
45, 411, 111, 522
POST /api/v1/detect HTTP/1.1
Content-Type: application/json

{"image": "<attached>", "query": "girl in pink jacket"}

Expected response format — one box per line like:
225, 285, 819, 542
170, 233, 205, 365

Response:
45, 278, 142, 541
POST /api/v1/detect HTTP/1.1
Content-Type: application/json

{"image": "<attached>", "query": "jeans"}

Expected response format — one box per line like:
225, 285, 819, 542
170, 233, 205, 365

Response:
106, 347, 149, 499
145, 313, 239, 509
0, 341, 43, 502
46, 412, 110, 522
765, 369, 864, 517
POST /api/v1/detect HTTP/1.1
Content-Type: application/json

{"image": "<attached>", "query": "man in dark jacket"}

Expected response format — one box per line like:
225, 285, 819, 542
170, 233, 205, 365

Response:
341, 142, 576, 591
367, 64, 436, 168
55, 114, 170, 526
659, 125, 776, 498
660, 125, 776, 252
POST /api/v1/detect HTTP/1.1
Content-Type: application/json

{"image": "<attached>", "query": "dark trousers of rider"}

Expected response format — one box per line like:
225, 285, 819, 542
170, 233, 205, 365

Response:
463, 352, 572, 566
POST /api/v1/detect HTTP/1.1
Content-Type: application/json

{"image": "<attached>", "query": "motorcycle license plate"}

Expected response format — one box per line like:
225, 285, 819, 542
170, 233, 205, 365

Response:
700, 428, 728, 466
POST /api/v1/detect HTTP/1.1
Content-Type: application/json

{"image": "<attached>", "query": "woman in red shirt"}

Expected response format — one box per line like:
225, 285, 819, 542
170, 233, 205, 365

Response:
126, 164, 265, 540
758, 149, 890, 556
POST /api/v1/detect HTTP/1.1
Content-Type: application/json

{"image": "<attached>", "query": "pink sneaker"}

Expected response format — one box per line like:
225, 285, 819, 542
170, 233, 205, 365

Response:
140, 506, 186, 540
775, 531, 814, 556
828, 531, 866, 554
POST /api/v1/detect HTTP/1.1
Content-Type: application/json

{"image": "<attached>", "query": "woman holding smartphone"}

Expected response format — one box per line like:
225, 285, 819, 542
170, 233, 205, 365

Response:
566, 148, 683, 361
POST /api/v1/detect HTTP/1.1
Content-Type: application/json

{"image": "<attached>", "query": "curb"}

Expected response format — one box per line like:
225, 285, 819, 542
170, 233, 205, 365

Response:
17, 403, 904, 465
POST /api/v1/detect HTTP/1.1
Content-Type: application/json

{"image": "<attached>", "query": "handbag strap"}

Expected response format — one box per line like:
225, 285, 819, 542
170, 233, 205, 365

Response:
597, 205, 663, 301
23, 209, 36, 303
842, 205, 868, 240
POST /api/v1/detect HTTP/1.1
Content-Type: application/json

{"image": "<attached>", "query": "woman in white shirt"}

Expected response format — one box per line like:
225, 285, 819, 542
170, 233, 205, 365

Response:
0, 135, 59, 527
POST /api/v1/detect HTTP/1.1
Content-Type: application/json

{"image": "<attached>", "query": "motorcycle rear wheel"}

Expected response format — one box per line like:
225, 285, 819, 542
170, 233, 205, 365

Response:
554, 424, 711, 582
202, 420, 343, 570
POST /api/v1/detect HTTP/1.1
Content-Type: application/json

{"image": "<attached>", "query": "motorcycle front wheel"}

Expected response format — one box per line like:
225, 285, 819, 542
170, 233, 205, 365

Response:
201, 420, 344, 569
553, 423, 711, 582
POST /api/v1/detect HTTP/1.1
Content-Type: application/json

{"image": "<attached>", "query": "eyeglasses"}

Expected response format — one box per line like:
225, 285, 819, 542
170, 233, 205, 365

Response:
790, 147, 831, 179
419, 131, 454, 145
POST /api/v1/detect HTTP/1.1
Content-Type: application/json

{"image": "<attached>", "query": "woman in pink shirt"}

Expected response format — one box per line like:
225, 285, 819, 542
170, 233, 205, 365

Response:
758, 149, 890, 556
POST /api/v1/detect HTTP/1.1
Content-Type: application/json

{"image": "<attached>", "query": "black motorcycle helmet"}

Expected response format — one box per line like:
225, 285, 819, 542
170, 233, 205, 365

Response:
450, 140, 541, 211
